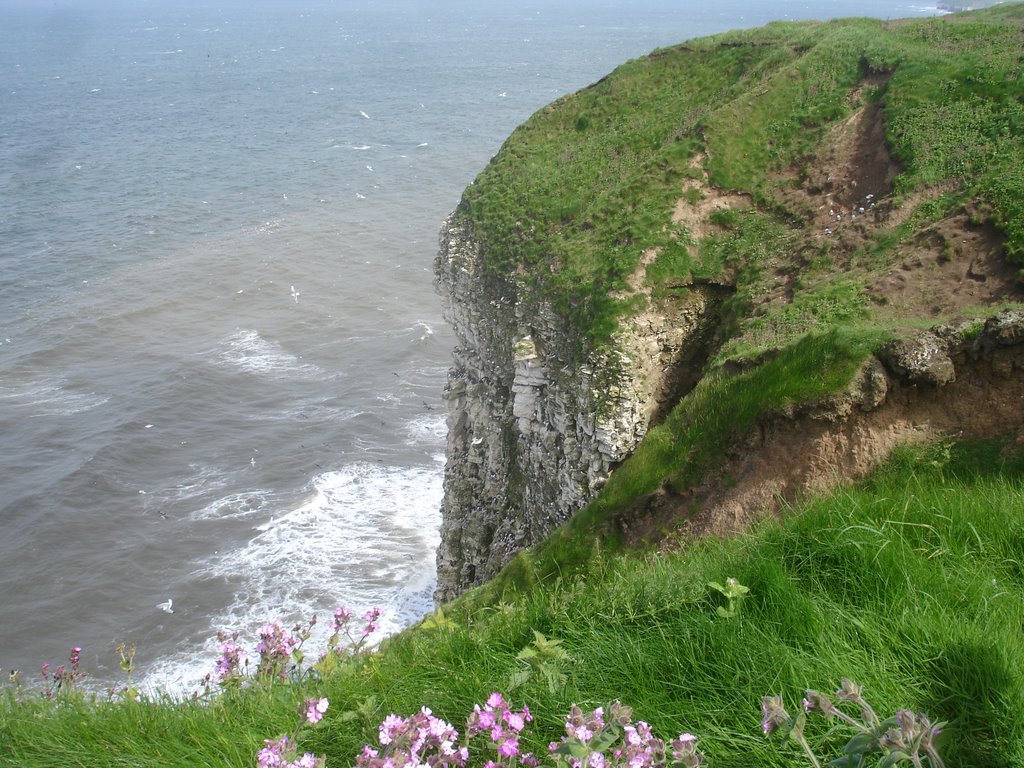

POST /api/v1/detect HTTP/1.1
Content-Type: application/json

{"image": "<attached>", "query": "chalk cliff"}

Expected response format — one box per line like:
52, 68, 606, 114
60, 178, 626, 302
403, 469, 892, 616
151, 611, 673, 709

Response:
431, 5, 1024, 601
433, 213, 731, 600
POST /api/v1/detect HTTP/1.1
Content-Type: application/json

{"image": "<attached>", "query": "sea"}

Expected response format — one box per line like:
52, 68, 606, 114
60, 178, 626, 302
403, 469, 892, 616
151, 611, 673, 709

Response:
0, 0, 944, 694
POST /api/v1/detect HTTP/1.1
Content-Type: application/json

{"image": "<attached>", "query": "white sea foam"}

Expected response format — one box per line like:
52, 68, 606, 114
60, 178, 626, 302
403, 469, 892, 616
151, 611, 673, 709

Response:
414, 321, 433, 341
0, 378, 110, 416
189, 490, 274, 522
404, 413, 447, 445
218, 329, 320, 378
142, 460, 443, 693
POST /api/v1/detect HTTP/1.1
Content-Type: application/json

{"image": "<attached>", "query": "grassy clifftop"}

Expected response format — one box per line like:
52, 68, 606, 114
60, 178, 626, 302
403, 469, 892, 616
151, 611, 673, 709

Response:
460, 4, 1024, 354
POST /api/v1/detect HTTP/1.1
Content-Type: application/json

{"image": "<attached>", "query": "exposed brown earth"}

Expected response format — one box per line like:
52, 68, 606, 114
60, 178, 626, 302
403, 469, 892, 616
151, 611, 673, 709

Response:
619, 313, 1024, 550
633, 73, 1024, 549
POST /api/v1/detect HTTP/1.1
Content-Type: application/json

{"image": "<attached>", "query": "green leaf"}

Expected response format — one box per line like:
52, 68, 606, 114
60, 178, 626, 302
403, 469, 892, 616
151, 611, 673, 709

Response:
420, 609, 457, 632
879, 750, 912, 767
555, 743, 592, 760
509, 669, 533, 690
517, 646, 539, 661
841, 732, 877, 754
788, 712, 808, 743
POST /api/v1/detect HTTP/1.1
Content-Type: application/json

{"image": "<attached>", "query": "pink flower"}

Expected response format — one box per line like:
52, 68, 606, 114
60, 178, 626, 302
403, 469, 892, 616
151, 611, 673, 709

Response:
379, 714, 405, 745
497, 736, 520, 758
573, 725, 594, 742
504, 711, 527, 732
305, 697, 329, 724
332, 605, 354, 630
258, 736, 290, 768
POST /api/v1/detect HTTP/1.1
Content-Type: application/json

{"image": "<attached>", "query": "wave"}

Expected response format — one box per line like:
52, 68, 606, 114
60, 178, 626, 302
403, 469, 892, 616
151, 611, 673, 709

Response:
403, 413, 447, 445
141, 460, 443, 693
217, 329, 321, 378
0, 377, 110, 416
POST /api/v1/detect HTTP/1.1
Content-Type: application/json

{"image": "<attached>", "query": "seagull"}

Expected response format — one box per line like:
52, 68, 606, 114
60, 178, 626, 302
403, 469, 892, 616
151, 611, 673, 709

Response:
290, 285, 300, 304
157, 599, 174, 614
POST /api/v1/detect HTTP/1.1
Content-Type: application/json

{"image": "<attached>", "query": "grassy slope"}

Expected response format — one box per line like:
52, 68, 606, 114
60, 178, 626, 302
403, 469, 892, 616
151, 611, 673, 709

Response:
460, 4, 1024, 351
4, 7, 1024, 767
4, 440, 1024, 767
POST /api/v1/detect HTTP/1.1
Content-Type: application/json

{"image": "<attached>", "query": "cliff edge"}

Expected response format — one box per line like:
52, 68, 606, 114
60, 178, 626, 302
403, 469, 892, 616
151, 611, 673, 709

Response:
434, 5, 1024, 601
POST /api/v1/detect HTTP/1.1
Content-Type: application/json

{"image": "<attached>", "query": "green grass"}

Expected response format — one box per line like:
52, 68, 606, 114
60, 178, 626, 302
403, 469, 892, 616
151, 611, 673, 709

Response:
456, 5, 1024, 354
6, 438, 1024, 767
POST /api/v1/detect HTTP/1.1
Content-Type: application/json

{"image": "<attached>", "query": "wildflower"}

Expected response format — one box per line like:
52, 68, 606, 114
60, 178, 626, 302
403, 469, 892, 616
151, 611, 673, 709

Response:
305, 697, 330, 724
215, 633, 247, 684
363, 607, 382, 636
670, 733, 704, 768
379, 713, 405, 745
497, 736, 520, 758
802, 689, 838, 719
504, 706, 531, 732
573, 725, 594, 742
331, 605, 354, 631
761, 695, 790, 736
257, 735, 290, 768
256, 619, 299, 679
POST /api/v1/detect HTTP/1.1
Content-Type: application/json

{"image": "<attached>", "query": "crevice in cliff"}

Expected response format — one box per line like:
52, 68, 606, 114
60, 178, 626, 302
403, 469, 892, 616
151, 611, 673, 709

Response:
649, 282, 736, 426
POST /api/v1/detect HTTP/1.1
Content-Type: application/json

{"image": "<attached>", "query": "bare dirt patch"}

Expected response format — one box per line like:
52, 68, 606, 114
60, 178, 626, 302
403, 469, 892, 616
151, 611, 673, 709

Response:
869, 214, 1021, 320
776, 88, 902, 256
672, 153, 752, 244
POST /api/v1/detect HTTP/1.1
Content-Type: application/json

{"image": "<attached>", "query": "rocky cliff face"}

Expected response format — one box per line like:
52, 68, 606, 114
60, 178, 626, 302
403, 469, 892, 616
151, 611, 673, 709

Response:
433, 213, 728, 601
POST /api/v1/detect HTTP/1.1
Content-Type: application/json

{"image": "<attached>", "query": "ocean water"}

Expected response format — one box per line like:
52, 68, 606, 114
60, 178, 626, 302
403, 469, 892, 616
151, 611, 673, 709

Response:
0, 0, 942, 693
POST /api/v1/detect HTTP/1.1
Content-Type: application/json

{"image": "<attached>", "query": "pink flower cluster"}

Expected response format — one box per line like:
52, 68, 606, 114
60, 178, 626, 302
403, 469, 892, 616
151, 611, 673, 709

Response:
466, 691, 537, 766
330, 606, 354, 632
215, 631, 248, 684
40, 646, 86, 699
549, 702, 703, 768
325, 605, 382, 658
257, 735, 326, 768
356, 706, 469, 768
257, 619, 300, 680
305, 697, 330, 725
355, 694, 703, 768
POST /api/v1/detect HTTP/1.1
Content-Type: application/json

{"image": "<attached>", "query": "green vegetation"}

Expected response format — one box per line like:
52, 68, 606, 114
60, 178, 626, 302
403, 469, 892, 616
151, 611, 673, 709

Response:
5, 439, 1024, 766
478, 326, 885, 597
459, 4, 1024, 354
